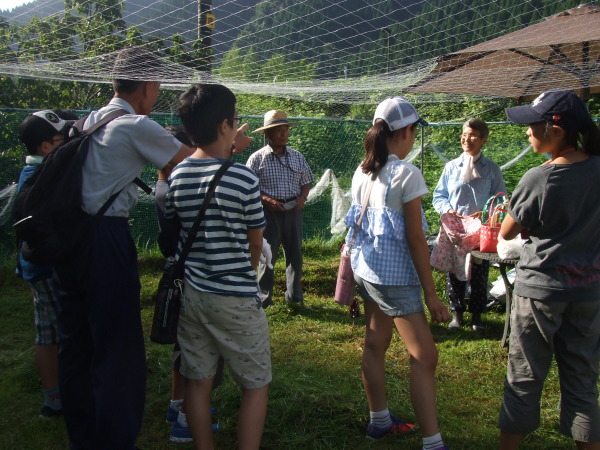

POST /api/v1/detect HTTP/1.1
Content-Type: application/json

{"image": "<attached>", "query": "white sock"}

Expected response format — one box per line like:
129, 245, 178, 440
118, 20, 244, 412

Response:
43, 386, 62, 411
170, 399, 183, 411
369, 409, 391, 428
177, 411, 188, 427
423, 433, 444, 450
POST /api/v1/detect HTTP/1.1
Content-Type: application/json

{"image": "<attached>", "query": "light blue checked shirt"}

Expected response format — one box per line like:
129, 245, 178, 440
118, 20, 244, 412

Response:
344, 156, 429, 286
432, 153, 506, 216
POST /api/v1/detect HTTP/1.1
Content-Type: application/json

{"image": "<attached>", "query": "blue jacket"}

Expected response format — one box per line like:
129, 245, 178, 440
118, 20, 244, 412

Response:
16, 158, 54, 283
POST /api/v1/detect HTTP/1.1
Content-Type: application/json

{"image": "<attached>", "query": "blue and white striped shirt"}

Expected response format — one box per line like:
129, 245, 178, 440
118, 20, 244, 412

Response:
165, 158, 266, 296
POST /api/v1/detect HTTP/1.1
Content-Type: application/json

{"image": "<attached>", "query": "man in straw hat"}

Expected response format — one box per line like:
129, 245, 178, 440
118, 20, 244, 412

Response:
246, 110, 314, 307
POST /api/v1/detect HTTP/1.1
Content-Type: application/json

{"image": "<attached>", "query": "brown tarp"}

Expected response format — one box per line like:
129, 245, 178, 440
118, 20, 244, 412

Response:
408, 5, 600, 101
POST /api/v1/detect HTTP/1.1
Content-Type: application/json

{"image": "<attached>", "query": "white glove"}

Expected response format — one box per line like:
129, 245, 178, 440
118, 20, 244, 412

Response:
259, 238, 273, 269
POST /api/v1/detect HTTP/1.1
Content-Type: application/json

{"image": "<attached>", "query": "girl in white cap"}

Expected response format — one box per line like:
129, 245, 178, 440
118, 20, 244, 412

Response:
345, 96, 450, 449
500, 89, 600, 449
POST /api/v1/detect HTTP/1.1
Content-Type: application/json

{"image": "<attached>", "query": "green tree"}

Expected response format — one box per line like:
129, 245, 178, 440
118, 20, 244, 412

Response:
64, 0, 126, 56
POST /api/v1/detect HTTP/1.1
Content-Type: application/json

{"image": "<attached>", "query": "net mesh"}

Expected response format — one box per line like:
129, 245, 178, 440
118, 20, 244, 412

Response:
0, 108, 549, 257
1, 0, 598, 256
1, 0, 596, 107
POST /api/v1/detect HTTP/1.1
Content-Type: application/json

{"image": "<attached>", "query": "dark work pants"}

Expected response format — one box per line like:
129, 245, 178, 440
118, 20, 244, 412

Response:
447, 259, 490, 314
259, 209, 304, 305
54, 217, 146, 450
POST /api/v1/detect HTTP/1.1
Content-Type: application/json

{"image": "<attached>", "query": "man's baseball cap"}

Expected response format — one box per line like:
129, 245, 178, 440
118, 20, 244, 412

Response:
505, 89, 592, 133
373, 96, 428, 131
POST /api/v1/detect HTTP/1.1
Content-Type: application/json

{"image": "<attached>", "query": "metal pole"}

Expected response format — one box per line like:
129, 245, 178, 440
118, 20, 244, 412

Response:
383, 28, 391, 73
420, 125, 425, 174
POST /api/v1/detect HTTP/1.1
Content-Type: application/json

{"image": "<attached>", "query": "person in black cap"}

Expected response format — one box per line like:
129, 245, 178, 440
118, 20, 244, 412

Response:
499, 88, 600, 449
16, 109, 77, 419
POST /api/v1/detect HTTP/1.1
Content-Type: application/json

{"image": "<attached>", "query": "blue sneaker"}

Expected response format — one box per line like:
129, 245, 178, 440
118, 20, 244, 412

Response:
170, 421, 192, 443
166, 405, 179, 423
166, 405, 216, 423
422, 446, 450, 450
169, 421, 219, 443
365, 413, 414, 439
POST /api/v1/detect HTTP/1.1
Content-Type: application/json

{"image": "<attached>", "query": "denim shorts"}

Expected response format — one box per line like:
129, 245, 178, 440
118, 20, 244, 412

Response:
354, 274, 423, 317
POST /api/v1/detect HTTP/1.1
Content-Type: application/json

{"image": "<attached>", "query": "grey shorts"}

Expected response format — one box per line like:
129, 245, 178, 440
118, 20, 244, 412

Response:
498, 295, 600, 442
177, 280, 272, 390
30, 278, 59, 345
354, 275, 423, 317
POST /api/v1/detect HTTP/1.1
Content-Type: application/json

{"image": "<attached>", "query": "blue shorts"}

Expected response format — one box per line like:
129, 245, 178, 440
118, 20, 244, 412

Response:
30, 278, 59, 345
354, 275, 423, 317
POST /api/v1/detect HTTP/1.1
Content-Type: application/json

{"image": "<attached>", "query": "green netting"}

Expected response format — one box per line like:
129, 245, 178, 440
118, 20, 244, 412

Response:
0, 108, 557, 259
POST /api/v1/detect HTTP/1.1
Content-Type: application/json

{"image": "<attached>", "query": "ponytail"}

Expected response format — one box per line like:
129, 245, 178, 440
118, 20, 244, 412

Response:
581, 120, 600, 155
361, 120, 392, 174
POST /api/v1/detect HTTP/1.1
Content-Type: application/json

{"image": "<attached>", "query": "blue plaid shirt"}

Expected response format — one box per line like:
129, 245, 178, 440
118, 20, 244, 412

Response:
246, 145, 314, 199
345, 159, 428, 286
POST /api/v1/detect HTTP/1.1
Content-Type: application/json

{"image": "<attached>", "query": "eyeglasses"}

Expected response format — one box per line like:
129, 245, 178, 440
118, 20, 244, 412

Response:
461, 134, 481, 141
233, 117, 241, 123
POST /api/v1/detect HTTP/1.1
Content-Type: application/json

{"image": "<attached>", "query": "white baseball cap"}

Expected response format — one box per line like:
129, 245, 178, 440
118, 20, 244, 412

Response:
373, 96, 428, 131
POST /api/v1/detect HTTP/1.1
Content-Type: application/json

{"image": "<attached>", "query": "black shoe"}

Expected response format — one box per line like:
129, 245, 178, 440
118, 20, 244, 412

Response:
40, 405, 62, 418
261, 297, 273, 309
448, 312, 462, 329
471, 312, 485, 331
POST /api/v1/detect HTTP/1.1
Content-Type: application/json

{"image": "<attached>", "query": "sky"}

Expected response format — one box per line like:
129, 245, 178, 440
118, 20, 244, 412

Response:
1, 0, 35, 11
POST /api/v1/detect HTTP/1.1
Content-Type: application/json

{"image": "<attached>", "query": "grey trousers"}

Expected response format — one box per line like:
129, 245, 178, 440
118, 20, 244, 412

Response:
258, 209, 304, 305
498, 295, 600, 442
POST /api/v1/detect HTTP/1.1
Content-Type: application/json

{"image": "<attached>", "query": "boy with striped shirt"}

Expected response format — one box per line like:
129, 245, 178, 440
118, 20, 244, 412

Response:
165, 83, 271, 449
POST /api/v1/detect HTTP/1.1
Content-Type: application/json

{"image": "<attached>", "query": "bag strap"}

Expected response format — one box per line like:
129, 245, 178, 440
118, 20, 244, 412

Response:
482, 191, 509, 225
347, 171, 377, 251
175, 160, 234, 271
83, 109, 152, 215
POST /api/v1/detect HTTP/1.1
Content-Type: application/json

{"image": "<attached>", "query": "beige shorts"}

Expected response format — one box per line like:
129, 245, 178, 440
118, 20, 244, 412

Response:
178, 280, 272, 390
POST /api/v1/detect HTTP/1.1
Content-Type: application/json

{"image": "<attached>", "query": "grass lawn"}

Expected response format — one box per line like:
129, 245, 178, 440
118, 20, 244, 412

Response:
0, 241, 577, 449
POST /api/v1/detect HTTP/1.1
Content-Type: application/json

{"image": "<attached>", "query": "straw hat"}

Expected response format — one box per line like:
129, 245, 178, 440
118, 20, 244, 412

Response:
252, 110, 298, 133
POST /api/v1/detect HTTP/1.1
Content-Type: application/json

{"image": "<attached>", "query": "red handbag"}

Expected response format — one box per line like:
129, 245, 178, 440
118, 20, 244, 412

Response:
479, 193, 509, 253
480, 224, 501, 253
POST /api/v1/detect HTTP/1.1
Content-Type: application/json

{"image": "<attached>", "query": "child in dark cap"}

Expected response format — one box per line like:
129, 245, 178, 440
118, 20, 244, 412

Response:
16, 109, 77, 418
499, 89, 600, 449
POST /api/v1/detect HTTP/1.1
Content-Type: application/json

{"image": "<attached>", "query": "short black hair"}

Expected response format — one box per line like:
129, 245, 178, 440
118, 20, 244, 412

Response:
165, 125, 192, 147
112, 47, 163, 94
177, 84, 236, 147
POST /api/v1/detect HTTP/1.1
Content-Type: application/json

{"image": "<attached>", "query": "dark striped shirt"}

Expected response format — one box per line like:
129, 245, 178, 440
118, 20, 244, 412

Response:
165, 158, 265, 296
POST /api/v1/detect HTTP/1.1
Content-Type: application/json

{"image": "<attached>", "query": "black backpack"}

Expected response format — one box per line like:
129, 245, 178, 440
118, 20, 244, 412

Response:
12, 109, 151, 265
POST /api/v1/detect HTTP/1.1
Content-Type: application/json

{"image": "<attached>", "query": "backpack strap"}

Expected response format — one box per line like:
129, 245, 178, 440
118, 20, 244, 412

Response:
79, 109, 152, 212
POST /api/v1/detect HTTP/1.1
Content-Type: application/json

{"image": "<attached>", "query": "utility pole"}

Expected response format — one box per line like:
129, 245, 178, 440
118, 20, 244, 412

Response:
196, 0, 214, 72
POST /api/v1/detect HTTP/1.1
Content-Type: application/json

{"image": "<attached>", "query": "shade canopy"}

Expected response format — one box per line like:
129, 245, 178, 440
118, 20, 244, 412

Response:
408, 5, 600, 101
